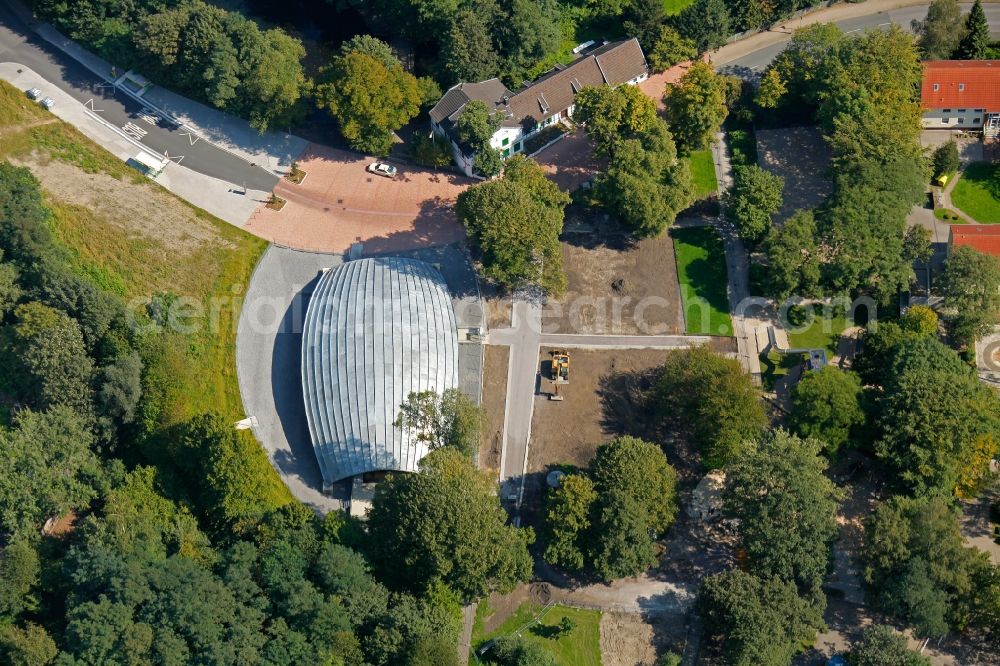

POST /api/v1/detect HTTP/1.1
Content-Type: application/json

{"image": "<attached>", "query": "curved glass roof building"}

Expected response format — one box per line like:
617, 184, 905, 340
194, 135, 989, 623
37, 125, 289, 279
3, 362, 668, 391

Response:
301, 257, 459, 487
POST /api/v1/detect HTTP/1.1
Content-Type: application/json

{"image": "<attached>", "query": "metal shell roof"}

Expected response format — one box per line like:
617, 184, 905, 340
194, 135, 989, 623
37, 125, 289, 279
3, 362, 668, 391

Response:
301, 257, 459, 484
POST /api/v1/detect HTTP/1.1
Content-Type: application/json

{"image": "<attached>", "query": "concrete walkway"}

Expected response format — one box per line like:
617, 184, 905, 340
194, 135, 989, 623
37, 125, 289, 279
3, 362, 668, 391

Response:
487, 295, 712, 514
711, 132, 764, 385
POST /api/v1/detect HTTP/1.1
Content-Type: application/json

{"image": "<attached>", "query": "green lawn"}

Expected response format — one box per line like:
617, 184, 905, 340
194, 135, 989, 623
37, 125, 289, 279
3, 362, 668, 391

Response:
689, 149, 718, 199
786, 307, 852, 355
951, 162, 1000, 223
672, 226, 733, 336
934, 207, 965, 223
663, 0, 695, 15
472, 602, 602, 666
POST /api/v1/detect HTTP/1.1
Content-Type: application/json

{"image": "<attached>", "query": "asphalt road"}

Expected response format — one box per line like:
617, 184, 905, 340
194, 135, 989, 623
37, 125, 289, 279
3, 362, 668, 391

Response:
718, 3, 1000, 77
0, 1, 278, 191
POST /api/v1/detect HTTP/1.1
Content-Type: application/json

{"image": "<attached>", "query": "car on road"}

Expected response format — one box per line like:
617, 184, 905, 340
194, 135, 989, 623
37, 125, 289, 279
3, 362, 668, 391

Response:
367, 162, 397, 179
26, 87, 41, 100
40, 97, 55, 110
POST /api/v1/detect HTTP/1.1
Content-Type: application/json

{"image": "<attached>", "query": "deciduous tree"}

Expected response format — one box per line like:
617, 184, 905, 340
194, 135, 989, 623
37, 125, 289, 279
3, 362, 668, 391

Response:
394, 389, 483, 459
761, 210, 821, 301
542, 474, 597, 571
367, 448, 533, 602
456, 156, 569, 294
663, 61, 728, 153
316, 51, 422, 155
725, 430, 842, 597
647, 26, 698, 71
913, 0, 966, 59
697, 569, 823, 666
875, 336, 1000, 497
938, 245, 1000, 345
725, 165, 784, 242
653, 347, 766, 468
790, 367, 864, 456
850, 625, 931, 666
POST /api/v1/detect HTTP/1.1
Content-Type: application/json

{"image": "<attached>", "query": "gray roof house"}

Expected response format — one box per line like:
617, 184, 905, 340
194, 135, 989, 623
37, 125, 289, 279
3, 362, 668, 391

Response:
429, 39, 649, 177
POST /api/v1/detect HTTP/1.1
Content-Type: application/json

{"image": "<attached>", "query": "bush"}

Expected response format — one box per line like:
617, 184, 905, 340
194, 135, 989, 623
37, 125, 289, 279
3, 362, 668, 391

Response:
408, 133, 454, 169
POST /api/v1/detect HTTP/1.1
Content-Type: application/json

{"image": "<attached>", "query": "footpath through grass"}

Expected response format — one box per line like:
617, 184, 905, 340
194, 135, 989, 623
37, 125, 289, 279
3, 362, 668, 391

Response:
689, 149, 718, 199
952, 162, 1000, 223
472, 601, 602, 666
671, 226, 733, 336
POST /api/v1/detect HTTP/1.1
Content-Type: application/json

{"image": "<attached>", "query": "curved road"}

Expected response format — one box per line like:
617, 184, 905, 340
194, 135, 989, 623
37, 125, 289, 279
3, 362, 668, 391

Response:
0, 1, 278, 191
716, 2, 1000, 77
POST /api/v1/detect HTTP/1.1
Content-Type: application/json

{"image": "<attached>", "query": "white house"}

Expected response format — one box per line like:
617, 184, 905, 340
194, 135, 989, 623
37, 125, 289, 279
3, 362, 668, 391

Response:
921, 60, 1000, 137
429, 39, 649, 177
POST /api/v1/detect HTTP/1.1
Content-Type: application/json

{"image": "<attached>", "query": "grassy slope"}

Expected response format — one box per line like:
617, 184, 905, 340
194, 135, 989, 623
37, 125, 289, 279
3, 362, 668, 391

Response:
472, 602, 602, 666
951, 162, 1000, 224
671, 226, 733, 336
0, 80, 287, 499
689, 149, 718, 198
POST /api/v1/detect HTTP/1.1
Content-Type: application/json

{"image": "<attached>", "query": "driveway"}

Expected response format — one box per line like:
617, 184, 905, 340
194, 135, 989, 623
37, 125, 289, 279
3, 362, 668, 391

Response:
531, 129, 599, 192
246, 143, 470, 253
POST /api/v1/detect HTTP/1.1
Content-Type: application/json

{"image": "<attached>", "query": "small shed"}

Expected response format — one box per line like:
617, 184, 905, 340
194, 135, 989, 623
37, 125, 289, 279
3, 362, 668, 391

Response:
128, 151, 168, 178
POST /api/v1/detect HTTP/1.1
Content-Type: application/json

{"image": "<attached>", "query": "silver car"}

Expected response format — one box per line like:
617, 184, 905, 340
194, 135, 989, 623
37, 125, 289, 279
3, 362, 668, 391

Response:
26, 87, 41, 100
367, 162, 397, 178
40, 97, 55, 110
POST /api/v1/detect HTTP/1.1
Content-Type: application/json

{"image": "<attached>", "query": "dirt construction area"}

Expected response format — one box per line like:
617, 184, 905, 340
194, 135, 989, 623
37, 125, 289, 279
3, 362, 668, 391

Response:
756, 126, 832, 224
542, 228, 684, 335
528, 347, 674, 474
599, 612, 661, 666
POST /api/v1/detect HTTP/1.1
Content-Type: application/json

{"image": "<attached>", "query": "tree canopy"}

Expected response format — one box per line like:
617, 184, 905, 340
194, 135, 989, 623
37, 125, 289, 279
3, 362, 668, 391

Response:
456, 155, 570, 294
367, 448, 533, 602
663, 61, 729, 154
913, 0, 966, 59
697, 569, 823, 666
938, 245, 1000, 346
653, 346, 766, 468
725, 430, 842, 599
725, 164, 784, 243
789, 366, 864, 456
874, 336, 1000, 498
316, 50, 423, 155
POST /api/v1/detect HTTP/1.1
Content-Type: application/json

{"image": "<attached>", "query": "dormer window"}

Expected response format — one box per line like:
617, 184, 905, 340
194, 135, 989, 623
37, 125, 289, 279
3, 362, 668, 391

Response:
933, 83, 940, 92
959, 83, 966, 91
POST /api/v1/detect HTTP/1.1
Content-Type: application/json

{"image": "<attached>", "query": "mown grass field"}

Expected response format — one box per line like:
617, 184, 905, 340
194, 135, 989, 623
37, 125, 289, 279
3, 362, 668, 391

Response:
689, 149, 718, 198
951, 162, 1000, 223
472, 601, 602, 666
671, 226, 733, 336
0, 79, 284, 498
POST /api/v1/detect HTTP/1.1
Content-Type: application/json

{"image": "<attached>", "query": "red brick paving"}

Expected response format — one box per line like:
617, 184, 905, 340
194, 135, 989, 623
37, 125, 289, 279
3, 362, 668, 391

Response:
245, 143, 471, 254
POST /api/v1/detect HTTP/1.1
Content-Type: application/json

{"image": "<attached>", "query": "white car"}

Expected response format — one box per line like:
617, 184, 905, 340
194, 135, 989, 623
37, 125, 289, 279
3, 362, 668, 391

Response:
40, 97, 55, 110
367, 162, 397, 178
26, 87, 41, 100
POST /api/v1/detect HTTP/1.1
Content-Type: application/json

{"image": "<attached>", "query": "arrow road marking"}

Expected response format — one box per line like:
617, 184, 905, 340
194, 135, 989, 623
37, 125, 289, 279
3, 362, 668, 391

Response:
138, 107, 159, 125
178, 131, 200, 146
84, 99, 103, 112
122, 122, 147, 140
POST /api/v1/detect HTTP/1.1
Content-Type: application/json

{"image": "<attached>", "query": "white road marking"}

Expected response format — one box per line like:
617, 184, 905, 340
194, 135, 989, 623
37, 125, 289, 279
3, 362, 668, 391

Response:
178, 131, 200, 146
138, 107, 159, 125
122, 122, 147, 140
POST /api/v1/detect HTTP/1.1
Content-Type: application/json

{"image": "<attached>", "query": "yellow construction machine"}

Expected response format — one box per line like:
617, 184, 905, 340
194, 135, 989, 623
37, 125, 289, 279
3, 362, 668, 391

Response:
548, 350, 570, 401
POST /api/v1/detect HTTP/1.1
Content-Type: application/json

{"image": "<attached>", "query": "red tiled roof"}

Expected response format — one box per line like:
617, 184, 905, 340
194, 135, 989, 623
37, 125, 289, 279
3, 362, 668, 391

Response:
922, 60, 1000, 112
950, 224, 1000, 256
